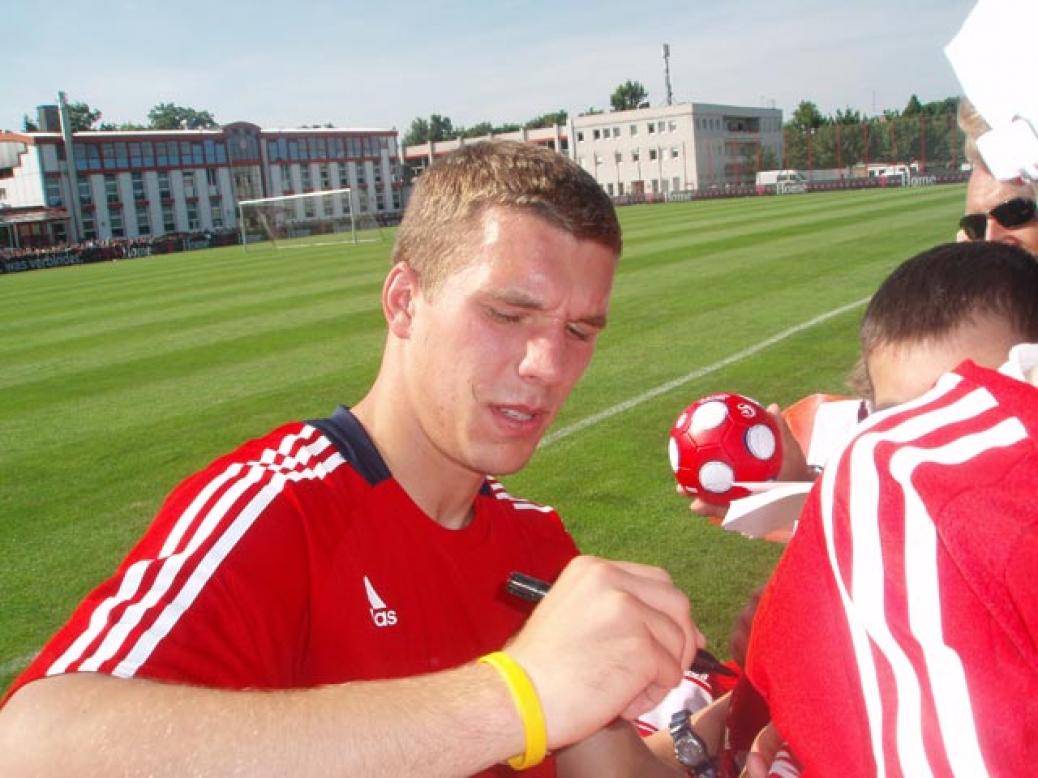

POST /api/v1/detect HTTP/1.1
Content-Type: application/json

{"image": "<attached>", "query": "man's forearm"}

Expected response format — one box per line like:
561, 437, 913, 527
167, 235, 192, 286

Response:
0, 666, 524, 776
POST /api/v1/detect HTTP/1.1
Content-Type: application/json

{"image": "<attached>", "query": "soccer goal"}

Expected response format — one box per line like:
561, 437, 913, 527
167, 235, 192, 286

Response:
237, 187, 384, 250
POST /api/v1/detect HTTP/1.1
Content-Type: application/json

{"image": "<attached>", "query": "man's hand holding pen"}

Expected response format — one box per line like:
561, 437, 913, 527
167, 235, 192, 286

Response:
498, 556, 705, 750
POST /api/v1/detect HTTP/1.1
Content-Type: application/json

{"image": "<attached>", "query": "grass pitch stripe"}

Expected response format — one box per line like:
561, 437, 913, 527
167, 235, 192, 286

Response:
540, 297, 870, 449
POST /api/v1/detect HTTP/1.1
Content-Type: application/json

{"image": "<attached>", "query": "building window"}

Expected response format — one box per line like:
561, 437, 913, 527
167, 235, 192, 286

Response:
576, 131, 584, 142
631, 150, 640, 162
183, 171, 196, 199
661, 178, 669, 193
651, 179, 660, 193
136, 205, 150, 235
158, 171, 171, 200
606, 182, 614, 195
614, 151, 622, 164
617, 182, 625, 195
337, 162, 349, 188
210, 200, 223, 228
630, 124, 638, 136
672, 176, 681, 191
45, 176, 63, 207
281, 164, 292, 192
356, 164, 366, 186
186, 202, 200, 231
671, 147, 680, 159
110, 206, 125, 237
162, 204, 176, 232
668, 121, 677, 132
657, 121, 665, 133
392, 188, 402, 210
612, 127, 620, 138
81, 213, 96, 240
131, 172, 145, 201
304, 199, 316, 219
104, 174, 120, 204
647, 123, 655, 135
358, 190, 369, 212
649, 148, 658, 161
592, 129, 601, 141
320, 164, 331, 189
300, 165, 312, 190
206, 168, 218, 188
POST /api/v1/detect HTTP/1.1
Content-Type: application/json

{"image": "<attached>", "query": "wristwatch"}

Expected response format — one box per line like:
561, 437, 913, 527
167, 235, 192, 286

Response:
668, 709, 717, 777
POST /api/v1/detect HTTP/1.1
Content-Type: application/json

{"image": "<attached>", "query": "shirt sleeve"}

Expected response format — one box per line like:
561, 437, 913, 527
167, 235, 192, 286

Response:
6, 424, 330, 702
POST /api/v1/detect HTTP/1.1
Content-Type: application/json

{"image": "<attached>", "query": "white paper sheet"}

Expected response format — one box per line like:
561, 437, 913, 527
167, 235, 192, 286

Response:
720, 481, 814, 539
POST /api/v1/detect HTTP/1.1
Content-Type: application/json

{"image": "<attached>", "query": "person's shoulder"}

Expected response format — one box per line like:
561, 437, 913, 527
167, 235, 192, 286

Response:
180, 420, 341, 486
159, 419, 356, 525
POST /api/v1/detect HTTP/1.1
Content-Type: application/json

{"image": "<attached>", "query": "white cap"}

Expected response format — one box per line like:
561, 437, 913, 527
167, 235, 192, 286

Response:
946, 0, 1038, 181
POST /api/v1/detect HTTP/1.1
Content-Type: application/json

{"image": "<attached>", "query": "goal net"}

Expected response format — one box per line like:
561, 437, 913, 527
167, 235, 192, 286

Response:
237, 187, 384, 249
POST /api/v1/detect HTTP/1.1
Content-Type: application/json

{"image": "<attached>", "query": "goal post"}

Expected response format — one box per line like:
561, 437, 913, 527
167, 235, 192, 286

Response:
237, 187, 384, 250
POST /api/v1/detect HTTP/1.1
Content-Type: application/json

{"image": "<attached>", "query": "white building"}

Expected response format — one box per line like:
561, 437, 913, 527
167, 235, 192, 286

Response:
399, 102, 782, 200
0, 119, 403, 248
402, 125, 569, 173
571, 103, 783, 196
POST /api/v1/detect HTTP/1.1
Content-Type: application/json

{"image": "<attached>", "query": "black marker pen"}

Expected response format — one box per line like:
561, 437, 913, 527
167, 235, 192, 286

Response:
505, 571, 737, 678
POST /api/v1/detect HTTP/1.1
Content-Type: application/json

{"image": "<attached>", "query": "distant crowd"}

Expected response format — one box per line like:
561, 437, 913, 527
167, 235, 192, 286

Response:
0, 229, 240, 274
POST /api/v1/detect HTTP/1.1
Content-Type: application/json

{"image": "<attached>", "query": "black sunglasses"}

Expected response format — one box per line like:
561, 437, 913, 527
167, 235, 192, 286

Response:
959, 197, 1037, 240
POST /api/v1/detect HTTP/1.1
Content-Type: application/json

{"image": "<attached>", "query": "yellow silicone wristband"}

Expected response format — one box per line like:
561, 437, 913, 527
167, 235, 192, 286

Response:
478, 651, 548, 770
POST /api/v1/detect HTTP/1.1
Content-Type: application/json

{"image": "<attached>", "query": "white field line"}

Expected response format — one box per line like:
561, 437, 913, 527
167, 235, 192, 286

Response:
539, 297, 869, 449
5, 299, 866, 672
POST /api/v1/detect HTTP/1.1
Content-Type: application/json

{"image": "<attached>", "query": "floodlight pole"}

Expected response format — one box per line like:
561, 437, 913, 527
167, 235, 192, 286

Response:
58, 91, 84, 243
662, 44, 673, 107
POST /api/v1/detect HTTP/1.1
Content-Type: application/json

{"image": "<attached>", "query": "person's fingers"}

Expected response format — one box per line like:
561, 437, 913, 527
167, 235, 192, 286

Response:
690, 497, 729, 521
506, 556, 702, 748
747, 722, 785, 772
597, 562, 702, 670
766, 404, 812, 482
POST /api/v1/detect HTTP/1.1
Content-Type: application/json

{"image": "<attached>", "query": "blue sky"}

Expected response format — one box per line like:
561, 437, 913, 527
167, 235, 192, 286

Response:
4, 0, 975, 134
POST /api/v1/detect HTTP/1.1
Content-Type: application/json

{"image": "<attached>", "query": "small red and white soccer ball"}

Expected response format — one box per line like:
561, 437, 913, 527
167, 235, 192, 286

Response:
668, 393, 783, 503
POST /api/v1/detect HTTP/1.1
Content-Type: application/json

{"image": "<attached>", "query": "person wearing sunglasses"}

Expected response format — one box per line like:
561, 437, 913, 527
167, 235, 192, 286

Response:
958, 98, 1038, 255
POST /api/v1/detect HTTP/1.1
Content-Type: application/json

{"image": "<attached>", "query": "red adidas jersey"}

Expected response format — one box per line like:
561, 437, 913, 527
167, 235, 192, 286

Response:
7, 407, 579, 777
747, 360, 1038, 776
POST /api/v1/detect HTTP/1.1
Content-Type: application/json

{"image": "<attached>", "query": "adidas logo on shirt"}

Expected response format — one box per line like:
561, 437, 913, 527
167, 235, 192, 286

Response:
364, 575, 398, 628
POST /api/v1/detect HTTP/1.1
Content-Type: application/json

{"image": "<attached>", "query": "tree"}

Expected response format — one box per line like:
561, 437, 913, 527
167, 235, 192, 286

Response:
902, 94, 924, 116
833, 107, 863, 125
22, 114, 38, 132
525, 110, 568, 129
462, 121, 495, 138
66, 101, 103, 131
401, 114, 458, 146
428, 114, 455, 142
610, 81, 648, 112
403, 117, 431, 146
790, 100, 827, 132
147, 103, 218, 130
99, 121, 148, 131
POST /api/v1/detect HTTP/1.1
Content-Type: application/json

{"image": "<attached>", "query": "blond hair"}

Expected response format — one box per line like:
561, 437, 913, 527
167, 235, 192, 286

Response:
957, 97, 990, 167
392, 140, 621, 291
958, 97, 1038, 197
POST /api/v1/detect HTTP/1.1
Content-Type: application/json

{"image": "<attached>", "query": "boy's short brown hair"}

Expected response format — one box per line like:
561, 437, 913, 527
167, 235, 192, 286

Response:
391, 140, 621, 291
860, 241, 1038, 359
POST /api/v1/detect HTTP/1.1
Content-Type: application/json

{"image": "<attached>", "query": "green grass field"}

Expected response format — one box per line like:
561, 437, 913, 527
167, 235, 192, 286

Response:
0, 184, 965, 693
